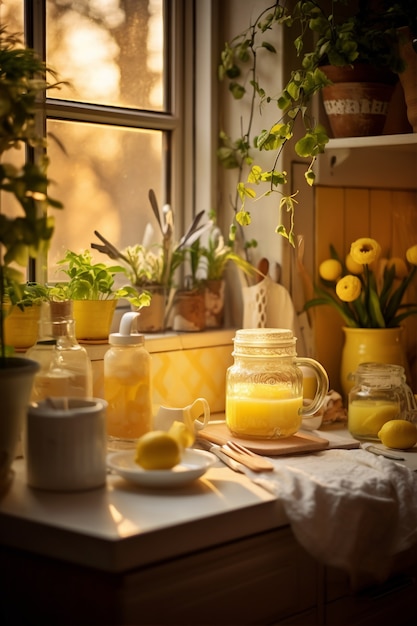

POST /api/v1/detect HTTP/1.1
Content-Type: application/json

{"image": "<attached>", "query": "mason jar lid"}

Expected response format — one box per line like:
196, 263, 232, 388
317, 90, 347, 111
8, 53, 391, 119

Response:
233, 328, 297, 357
351, 362, 406, 387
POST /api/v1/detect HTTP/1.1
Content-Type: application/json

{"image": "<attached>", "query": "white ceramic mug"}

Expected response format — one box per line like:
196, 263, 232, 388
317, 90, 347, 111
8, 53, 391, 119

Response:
154, 397, 210, 433
25, 397, 108, 492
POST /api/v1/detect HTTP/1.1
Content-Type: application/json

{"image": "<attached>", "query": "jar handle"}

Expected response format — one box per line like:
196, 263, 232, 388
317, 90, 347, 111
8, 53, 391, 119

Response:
403, 383, 417, 412
295, 357, 329, 417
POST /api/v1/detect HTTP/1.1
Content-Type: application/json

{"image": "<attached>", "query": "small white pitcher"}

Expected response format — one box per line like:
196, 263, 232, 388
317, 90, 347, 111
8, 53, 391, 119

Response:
154, 397, 210, 433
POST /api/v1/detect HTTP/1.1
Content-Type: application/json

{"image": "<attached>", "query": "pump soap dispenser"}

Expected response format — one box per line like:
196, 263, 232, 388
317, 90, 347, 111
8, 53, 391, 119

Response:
104, 311, 152, 450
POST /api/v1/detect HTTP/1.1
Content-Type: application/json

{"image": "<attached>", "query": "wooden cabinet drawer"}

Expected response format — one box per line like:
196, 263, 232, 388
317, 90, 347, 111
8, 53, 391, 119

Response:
121, 527, 319, 625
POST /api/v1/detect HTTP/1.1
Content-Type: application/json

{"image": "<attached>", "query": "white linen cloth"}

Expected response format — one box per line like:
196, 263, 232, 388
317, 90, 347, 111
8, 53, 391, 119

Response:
247, 449, 417, 586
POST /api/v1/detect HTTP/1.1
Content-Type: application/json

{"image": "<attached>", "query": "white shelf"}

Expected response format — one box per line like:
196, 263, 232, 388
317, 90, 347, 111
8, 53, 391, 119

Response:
327, 133, 417, 150
316, 133, 417, 188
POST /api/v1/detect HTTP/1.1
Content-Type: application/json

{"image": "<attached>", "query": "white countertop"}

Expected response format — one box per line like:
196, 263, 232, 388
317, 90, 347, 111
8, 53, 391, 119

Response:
2, 425, 416, 575
0, 456, 284, 573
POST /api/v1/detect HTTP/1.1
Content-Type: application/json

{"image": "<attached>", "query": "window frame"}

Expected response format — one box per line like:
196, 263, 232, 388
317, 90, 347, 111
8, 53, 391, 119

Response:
23, 0, 218, 283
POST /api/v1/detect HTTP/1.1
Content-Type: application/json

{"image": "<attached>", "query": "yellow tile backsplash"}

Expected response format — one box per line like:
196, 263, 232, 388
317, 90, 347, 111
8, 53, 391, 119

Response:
89, 329, 234, 415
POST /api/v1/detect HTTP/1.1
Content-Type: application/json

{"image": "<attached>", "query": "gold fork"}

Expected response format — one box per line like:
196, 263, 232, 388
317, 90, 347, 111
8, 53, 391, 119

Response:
221, 440, 275, 472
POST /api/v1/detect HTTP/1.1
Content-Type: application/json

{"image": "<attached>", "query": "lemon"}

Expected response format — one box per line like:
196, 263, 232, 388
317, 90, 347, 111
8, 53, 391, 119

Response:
135, 431, 181, 469
378, 420, 417, 450
168, 420, 195, 448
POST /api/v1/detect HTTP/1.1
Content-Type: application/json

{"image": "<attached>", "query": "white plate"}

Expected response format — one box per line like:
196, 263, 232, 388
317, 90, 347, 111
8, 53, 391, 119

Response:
107, 448, 217, 488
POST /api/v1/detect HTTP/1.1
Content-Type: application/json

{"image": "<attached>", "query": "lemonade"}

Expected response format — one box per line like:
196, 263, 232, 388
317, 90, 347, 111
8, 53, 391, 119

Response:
348, 399, 400, 440
226, 382, 303, 438
105, 374, 152, 439
104, 312, 153, 444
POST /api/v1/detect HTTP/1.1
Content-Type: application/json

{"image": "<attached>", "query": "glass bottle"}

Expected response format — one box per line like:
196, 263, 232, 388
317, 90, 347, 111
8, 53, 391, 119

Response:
104, 311, 152, 450
348, 362, 416, 441
225, 328, 329, 439
26, 301, 93, 401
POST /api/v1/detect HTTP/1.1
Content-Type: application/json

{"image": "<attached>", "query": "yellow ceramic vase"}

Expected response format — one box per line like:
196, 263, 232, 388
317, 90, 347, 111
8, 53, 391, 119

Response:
340, 326, 408, 398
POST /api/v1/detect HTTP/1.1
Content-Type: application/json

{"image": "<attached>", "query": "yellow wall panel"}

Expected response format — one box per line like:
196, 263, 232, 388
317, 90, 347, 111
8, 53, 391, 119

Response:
315, 187, 345, 262
314, 186, 417, 394
314, 188, 345, 390
344, 188, 370, 249
370, 190, 393, 254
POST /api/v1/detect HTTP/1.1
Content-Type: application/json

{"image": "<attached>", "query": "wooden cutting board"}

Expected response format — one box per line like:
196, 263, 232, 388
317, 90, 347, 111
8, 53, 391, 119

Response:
198, 421, 329, 456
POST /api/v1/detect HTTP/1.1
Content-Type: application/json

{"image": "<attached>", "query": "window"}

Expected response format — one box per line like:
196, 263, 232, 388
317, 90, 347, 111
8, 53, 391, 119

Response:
0, 0, 191, 284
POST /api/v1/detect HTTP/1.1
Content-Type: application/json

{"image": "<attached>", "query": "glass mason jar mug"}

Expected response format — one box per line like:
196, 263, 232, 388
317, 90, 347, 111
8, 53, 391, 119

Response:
225, 329, 329, 439
348, 362, 416, 441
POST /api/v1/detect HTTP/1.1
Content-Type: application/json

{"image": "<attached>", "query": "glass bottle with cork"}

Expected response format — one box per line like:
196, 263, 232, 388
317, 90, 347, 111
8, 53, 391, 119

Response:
26, 300, 93, 401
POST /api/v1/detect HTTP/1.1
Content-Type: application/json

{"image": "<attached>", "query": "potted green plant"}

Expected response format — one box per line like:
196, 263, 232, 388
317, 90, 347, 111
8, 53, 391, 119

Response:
199, 215, 257, 328
49, 249, 149, 341
0, 27, 63, 494
218, 0, 411, 246
170, 237, 207, 332
106, 243, 167, 332
92, 191, 210, 332
91, 238, 172, 333
385, 0, 417, 131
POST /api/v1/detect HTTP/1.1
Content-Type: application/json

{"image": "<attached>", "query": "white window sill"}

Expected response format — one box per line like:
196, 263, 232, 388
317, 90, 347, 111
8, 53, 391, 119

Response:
84, 328, 236, 361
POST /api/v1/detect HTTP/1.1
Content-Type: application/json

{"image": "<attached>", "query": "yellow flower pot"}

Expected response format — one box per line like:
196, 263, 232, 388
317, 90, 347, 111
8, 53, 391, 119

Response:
72, 300, 116, 342
340, 327, 409, 398
4, 305, 41, 350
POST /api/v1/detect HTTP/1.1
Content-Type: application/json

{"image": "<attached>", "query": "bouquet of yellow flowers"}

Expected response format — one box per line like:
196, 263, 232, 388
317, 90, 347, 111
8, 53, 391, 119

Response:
305, 238, 417, 328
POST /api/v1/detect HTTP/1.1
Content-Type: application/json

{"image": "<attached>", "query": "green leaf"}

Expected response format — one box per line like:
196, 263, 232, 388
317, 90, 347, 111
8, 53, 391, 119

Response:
236, 209, 251, 226
261, 41, 276, 53
368, 287, 386, 327
277, 93, 291, 110
287, 80, 300, 101
217, 146, 239, 169
295, 134, 316, 157
225, 64, 240, 79
305, 169, 315, 186
229, 82, 246, 100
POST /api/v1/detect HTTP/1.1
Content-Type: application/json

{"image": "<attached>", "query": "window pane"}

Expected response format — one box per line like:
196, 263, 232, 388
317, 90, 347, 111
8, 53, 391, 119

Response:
47, 120, 165, 281
0, 0, 23, 33
46, 0, 165, 111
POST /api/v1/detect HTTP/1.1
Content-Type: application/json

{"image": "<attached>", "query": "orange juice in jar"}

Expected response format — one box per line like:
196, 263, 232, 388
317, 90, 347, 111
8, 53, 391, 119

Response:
226, 382, 303, 438
226, 329, 328, 439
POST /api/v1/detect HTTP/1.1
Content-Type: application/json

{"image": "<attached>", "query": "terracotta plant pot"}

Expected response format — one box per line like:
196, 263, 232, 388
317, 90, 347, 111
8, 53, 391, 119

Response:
136, 285, 166, 333
398, 28, 417, 132
321, 64, 397, 138
171, 289, 205, 332
204, 279, 225, 328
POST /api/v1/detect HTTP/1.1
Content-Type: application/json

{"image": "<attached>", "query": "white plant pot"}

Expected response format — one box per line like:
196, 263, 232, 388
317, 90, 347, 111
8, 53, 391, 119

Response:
0, 357, 39, 496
